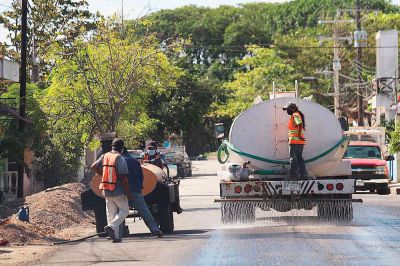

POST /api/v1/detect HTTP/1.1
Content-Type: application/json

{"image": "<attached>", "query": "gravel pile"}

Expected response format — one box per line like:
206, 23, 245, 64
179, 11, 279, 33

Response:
0, 183, 95, 244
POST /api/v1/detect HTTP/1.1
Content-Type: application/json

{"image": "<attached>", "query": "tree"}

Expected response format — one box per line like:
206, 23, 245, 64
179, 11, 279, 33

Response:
0, 83, 78, 187
213, 47, 296, 119
128, 0, 400, 154
0, 0, 96, 78
41, 21, 182, 153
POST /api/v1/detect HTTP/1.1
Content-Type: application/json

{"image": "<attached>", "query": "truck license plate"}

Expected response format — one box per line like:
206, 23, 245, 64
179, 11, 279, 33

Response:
283, 182, 301, 191
356, 180, 364, 186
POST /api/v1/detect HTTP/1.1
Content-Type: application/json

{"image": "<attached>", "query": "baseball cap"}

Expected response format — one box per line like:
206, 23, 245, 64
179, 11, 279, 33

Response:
283, 102, 297, 110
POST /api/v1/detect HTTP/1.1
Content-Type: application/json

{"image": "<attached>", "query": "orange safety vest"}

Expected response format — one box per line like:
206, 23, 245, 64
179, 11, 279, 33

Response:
288, 111, 305, 145
99, 152, 120, 191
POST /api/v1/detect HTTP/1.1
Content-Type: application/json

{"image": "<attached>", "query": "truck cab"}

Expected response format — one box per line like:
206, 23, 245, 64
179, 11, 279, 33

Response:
343, 141, 392, 195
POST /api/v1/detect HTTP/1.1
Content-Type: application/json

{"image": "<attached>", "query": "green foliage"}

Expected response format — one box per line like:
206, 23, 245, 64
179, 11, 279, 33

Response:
381, 118, 396, 146
0, 0, 97, 78
390, 126, 400, 154
42, 20, 181, 155
0, 83, 76, 187
213, 47, 296, 118
136, 0, 400, 155
117, 114, 158, 148
3, 0, 400, 162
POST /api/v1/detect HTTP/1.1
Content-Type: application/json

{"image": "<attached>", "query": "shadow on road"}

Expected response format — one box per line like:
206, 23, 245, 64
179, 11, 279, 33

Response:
0, 250, 12, 254
125, 229, 213, 241
183, 207, 220, 212
40, 258, 142, 265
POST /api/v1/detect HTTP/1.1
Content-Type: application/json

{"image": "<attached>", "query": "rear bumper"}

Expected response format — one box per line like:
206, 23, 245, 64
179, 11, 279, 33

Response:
351, 174, 389, 179
219, 179, 355, 198
355, 179, 389, 191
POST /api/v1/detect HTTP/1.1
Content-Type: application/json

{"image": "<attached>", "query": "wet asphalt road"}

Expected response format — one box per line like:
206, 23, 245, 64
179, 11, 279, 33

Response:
39, 160, 400, 266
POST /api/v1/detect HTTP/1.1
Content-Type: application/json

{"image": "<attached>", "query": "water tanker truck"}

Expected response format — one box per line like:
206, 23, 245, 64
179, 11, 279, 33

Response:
216, 97, 360, 223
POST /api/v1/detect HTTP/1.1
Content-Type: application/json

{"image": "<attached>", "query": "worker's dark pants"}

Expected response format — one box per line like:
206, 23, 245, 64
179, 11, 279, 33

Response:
289, 144, 308, 179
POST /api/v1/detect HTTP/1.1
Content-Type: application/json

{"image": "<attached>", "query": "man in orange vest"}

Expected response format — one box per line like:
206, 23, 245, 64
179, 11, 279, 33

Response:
283, 102, 309, 179
91, 138, 132, 243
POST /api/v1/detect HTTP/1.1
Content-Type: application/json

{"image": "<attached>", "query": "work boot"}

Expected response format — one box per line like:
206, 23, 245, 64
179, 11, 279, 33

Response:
104, 226, 117, 242
152, 230, 163, 238
112, 238, 122, 243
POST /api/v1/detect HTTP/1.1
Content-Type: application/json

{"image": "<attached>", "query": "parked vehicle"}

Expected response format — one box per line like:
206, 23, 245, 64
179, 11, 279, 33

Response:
159, 146, 192, 178
343, 141, 393, 195
128, 149, 144, 163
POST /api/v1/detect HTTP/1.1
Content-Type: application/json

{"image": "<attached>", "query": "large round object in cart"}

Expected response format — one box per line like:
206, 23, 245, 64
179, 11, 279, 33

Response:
90, 174, 104, 198
90, 164, 167, 197
141, 163, 167, 196
228, 97, 348, 177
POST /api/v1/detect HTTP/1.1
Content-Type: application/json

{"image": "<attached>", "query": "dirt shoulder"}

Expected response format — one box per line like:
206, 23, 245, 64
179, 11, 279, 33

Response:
0, 183, 96, 265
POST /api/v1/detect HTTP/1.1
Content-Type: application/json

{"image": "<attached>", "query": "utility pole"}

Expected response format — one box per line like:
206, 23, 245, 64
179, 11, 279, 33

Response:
17, 0, 28, 198
356, 0, 364, 126
333, 19, 340, 117
31, 25, 39, 82
318, 14, 353, 117
121, 0, 124, 34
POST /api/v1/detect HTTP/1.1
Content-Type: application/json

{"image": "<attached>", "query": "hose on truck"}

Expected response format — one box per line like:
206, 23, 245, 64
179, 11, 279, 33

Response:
217, 136, 349, 165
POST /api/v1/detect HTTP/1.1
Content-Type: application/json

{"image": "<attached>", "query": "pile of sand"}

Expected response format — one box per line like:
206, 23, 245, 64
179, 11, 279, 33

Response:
0, 183, 95, 244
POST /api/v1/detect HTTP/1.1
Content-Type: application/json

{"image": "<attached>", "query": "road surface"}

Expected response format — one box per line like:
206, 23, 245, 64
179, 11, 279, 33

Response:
39, 160, 400, 266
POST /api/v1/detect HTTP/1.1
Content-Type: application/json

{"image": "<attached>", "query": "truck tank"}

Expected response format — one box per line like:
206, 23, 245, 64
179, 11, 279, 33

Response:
223, 97, 350, 177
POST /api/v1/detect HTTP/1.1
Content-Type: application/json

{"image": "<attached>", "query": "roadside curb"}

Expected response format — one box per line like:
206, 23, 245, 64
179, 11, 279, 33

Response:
389, 183, 400, 195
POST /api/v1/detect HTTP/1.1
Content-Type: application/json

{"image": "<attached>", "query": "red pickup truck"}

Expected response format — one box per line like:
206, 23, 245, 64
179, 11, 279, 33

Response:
343, 141, 393, 195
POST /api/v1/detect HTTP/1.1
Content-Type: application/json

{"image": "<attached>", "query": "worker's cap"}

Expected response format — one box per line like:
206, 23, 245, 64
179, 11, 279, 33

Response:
147, 141, 158, 149
282, 102, 297, 110
112, 138, 125, 150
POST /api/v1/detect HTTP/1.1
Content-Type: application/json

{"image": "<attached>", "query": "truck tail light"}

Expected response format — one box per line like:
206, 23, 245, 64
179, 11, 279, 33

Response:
244, 184, 252, 193
235, 186, 242, 193
336, 183, 344, 191
253, 184, 261, 192
326, 184, 334, 191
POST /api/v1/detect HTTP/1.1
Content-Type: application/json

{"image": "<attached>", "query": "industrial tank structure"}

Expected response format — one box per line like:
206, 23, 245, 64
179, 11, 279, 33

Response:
226, 97, 350, 177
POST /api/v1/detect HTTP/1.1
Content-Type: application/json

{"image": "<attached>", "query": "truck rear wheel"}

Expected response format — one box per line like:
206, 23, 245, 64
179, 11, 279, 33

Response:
377, 185, 390, 195
158, 202, 174, 233
177, 166, 186, 179
187, 167, 192, 177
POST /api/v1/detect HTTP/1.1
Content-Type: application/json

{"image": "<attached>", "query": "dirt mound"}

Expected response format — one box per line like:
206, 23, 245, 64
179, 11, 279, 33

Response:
0, 183, 95, 244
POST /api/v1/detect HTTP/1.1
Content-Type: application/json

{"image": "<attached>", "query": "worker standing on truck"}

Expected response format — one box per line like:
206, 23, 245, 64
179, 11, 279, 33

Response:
143, 141, 165, 169
283, 102, 309, 179
91, 138, 132, 243
122, 148, 163, 238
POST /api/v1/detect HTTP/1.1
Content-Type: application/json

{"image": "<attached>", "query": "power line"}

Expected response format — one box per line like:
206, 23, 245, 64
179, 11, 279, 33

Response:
185, 44, 400, 50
